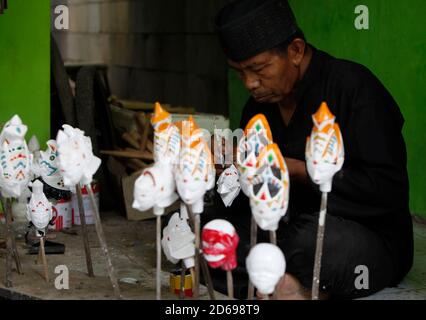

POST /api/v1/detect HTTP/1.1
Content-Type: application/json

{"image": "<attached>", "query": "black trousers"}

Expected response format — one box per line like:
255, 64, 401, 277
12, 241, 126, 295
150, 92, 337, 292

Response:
201, 194, 399, 300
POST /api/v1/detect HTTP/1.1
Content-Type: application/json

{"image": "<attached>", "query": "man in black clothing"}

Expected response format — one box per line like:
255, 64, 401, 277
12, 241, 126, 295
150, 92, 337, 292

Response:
209, 0, 414, 299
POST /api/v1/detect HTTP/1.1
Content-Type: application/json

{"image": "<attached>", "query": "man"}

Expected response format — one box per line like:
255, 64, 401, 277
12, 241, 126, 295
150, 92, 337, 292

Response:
208, 0, 413, 299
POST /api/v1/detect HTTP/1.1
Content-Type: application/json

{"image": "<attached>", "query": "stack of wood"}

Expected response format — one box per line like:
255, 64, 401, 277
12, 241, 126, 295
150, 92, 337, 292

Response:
101, 112, 154, 174
103, 98, 195, 175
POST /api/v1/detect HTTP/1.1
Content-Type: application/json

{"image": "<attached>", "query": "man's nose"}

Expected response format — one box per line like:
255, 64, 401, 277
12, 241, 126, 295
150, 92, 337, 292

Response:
244, 73, 260, 91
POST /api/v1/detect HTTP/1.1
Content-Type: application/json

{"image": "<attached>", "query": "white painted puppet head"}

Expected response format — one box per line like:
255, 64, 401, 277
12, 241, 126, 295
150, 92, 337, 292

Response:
175, 116, 215, 214
151, 102, 181, 165
38, 140, 67, 190
26, 180, 53, 237
246, 243, 286, 295
237, 114, 273, 196
161, 212, 195, 268
202, 219, 239, 271
56, 125, 101, 188
0, 115, 32, 198
249, 144, 289, 231
306, 102, 345, 192
132, 163, 178, 216
0, 115, 28, 144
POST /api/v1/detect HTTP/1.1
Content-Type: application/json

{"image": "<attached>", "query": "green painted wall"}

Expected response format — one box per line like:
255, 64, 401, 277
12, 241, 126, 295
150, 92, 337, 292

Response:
228, 0, 426, 217
0, 0, 50, 144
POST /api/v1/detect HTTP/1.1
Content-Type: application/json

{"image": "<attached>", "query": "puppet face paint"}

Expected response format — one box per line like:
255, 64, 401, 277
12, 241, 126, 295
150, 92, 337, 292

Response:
161, 212, 195, 268
133, 163, 178, 215
175, 116, 215, 212
38, 140, 67, 191
250, 172, 287, 231
151, 102, 181, 165
248, 143, 289, 231
246, 243, 286, 295
26, 180, 53, 237
306, 102, 345, 193
56, 125, 101, 188
0, 115, 28, 144
0, 115, 32, 198
237, 114, 273, 196
202, 219, 239, 271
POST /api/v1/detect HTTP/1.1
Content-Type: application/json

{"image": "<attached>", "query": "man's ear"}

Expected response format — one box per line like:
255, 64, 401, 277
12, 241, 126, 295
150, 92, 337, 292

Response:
288, 38, 306, 67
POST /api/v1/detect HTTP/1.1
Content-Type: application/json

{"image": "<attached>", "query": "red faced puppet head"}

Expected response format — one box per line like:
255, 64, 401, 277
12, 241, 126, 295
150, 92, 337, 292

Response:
202, 219, 239, 271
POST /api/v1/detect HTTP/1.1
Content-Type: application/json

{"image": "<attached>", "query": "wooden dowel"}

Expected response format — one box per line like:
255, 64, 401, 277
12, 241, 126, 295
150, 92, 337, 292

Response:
156, 215, 161, 300
193, 213, 200, 298
76, 184, 94, 277
189, 267, 195, 290
3, 198, 12, 287
146, 140, 154, 153
247, 217, 257, 300
40, 237, 49, 282
122, 132, 140, 150
200, 255, 216, 300
6, 198, 23, 274
312, 192, 328, 300
86, 185, 122, 299
269, 231, 277, 246
180, 262, 185, 299
129, 131, 141, 144
227, 270, 234, 299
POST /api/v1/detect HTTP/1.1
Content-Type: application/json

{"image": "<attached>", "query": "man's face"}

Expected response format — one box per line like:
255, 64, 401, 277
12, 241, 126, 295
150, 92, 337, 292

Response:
229, 49, 298, 104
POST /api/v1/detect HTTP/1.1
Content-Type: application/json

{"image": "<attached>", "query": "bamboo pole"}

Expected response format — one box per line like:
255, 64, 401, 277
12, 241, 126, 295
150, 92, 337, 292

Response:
75, 184, 94, 277
86, 185, 122, 299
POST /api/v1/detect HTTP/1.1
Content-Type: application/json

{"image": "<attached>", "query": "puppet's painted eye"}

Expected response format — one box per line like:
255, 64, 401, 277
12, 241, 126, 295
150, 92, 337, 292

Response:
50, 156, 55, 161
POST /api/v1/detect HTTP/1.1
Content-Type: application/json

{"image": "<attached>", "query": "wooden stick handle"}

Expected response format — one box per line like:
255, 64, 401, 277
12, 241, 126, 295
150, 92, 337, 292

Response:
1, 197, 13, 288
193, 213, 200, 299
179, 262, 186, 299
227, 270, 234, 299
40, 237, 49, 282
156, 215, 162, 300
200, 255, 216, 300
122, 132, 140, 150
247, 217, 257, 300
269, 230, 277, 246
312, 192, 328, 300
76, 184, 94, 277
86, 185, 122, 299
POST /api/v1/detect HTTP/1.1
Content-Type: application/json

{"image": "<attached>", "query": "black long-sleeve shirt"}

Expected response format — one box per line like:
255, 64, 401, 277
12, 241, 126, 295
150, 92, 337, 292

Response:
238, 45, 413, 280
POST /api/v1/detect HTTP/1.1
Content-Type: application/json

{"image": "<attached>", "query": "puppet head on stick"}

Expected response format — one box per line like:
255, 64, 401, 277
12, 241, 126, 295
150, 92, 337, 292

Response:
306, 102, 344, 193
0, 115, 32, 198
56, 124, 101, 190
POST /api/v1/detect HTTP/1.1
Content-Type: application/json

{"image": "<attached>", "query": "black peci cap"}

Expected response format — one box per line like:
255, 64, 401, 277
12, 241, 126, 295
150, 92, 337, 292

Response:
215, 0, 300, 62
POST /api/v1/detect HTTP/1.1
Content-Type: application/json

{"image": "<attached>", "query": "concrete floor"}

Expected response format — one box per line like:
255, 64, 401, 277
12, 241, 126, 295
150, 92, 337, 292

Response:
0, 212, 425, 300
360, 220, 426, 300
0, 212, 226, 300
